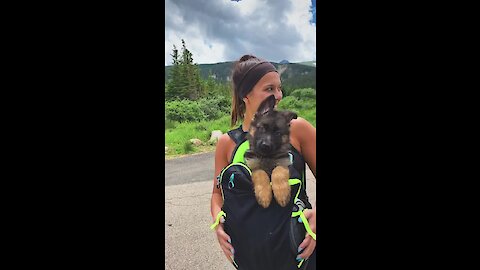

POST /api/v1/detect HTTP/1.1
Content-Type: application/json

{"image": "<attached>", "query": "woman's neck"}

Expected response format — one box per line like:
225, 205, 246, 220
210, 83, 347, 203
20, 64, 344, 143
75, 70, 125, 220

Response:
242, 111, 254, 132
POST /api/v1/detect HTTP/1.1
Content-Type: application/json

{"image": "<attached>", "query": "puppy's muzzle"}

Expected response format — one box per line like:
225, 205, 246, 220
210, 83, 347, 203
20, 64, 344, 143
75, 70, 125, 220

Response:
258, 142, 271, 154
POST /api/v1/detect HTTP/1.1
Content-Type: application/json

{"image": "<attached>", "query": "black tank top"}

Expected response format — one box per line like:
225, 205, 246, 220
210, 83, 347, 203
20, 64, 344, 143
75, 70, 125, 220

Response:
227, 125, 313, 209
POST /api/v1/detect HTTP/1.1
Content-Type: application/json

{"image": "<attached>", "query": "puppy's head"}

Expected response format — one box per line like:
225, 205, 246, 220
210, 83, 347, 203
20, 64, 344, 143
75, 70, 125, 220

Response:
247, 95, 297, 156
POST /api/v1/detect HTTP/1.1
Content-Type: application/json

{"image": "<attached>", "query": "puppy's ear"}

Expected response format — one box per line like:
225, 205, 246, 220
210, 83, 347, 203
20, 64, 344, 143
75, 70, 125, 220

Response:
256, 95, 276, 116
283, 111, 298, 122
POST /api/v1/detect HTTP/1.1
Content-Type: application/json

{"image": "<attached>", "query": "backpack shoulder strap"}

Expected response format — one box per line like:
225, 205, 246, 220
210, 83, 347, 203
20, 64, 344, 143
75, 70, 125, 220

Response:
227, 126, 249, 163
227, 125, 248, 145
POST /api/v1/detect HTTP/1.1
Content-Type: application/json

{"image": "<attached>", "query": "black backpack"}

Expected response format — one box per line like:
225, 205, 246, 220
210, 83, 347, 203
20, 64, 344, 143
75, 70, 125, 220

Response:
210, 128, 316, 270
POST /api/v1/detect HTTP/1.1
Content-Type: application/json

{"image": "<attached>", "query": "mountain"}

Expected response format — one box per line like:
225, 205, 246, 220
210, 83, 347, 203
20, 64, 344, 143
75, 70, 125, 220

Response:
296, 61, 316, 67
164, 61, 316, 91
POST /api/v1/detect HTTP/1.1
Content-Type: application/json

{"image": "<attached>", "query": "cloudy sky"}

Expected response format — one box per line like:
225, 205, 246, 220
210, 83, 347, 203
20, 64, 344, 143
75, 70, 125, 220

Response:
165, 0, 316, 66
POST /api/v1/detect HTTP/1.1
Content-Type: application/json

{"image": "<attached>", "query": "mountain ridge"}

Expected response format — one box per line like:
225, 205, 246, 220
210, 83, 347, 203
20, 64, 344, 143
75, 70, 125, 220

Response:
164, 61, 316, 91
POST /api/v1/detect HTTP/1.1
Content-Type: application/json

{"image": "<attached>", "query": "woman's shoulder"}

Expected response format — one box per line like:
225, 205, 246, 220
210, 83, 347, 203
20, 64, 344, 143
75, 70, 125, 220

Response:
290, 117, 315, 148
217, 132, 239, 149
290, 117, 312, 128
290, 117, 315, 135
215, 133, 237, 164
216, 133, 234, 149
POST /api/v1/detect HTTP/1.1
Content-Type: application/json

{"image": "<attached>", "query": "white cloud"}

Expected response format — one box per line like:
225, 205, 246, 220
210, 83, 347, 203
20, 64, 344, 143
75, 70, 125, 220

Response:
285, 0, 316, 62
164, 28, 227, 65
236, 0, 266, 16
165, 0, 316, 65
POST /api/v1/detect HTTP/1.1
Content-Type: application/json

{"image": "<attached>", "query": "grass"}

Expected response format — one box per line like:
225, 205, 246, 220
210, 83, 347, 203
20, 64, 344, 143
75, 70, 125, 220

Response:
165, 115, 232, 157
165, 108, 316, 158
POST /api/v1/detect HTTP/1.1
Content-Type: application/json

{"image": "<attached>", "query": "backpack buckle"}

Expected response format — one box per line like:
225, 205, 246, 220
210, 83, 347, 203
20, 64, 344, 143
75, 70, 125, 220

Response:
216, 175, 221, 189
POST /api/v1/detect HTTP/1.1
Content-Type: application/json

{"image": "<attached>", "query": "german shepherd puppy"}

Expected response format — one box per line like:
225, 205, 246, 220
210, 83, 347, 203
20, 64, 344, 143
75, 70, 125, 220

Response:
244, 95, 297, 208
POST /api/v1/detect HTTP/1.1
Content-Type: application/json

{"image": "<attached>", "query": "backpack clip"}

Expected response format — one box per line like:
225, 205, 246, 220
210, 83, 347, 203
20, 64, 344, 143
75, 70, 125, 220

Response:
216, 175, 221, 189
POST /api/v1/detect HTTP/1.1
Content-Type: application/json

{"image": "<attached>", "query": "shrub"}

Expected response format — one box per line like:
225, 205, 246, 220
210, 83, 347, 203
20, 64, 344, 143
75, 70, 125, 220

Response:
197, 96, 231, 120
278, 91, 316, 111
278, 96, 302, 111
183, 141, 194, 153
194, 123, 208, 131
165, 119, 177, 130
165, 99, 206, 122
165, 96, 231, 123
289, 88, 316, 99
299, 99, 316, 109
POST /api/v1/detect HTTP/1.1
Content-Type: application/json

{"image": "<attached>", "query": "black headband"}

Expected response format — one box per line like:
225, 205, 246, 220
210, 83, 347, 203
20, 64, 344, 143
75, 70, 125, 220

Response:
236, 61, 278, 99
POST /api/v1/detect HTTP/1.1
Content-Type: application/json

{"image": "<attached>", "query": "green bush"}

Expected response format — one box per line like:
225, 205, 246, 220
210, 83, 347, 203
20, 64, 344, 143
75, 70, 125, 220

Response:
165, 99, 206, 122
289, 88, 316, 99
183, 141, 194, 153
300, 99, 316, 109
278, 95, 316, 111
278, 96, 302, 111
194, 123, 208, 131
197, 96, 231, 120
165, 96, 231, 123
165, 119, 177, 130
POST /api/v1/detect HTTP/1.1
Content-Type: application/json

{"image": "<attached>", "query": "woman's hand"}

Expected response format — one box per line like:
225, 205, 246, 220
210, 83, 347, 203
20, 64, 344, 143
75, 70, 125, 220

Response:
214, 218, 235, 263
297, 208, 316, 260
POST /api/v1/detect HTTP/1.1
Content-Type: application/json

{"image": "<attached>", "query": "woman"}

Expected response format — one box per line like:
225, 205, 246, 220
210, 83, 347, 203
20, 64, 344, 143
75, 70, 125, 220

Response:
210, 54, 317, 269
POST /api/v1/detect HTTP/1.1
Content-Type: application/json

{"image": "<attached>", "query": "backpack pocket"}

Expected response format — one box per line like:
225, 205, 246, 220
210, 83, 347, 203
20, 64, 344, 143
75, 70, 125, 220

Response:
218, 163, 253, 200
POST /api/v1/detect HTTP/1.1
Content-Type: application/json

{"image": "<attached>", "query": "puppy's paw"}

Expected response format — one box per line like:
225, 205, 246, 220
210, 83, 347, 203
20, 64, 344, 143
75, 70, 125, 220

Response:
271, 166, 291, 207
252, 170, 272, 208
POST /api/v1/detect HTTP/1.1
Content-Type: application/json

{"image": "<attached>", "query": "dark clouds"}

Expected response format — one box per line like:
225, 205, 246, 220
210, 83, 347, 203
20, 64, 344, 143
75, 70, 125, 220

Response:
165, 0, 315, 64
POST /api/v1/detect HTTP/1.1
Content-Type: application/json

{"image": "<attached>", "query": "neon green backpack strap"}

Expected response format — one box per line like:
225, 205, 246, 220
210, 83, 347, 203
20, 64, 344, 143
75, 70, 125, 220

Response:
288, 179, 302, 201
292, 210, 316, 241
289, 178, 316, 241
210, 211, 226, 230
231, 140, 250, 164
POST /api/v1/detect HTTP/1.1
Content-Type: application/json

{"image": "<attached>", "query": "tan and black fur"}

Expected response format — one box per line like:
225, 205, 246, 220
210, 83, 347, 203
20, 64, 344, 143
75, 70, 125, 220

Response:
244, 95, 297, 208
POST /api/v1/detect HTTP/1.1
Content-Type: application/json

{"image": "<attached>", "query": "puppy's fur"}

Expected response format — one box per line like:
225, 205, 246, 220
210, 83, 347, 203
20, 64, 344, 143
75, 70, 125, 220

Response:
244, 95, 297, 208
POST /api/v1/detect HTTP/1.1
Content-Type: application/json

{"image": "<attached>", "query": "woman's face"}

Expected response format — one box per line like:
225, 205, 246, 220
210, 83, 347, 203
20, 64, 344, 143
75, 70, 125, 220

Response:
243, 71, 283, 115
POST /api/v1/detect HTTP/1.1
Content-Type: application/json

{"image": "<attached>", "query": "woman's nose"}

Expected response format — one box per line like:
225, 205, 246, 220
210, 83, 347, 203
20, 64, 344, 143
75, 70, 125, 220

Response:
275, 88, 283, 100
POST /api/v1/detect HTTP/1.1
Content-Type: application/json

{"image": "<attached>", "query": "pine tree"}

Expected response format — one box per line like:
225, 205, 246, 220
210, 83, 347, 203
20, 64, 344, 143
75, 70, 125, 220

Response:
166, 39, 203, 100
180, 40, 202, 100
166, 45, 184, 100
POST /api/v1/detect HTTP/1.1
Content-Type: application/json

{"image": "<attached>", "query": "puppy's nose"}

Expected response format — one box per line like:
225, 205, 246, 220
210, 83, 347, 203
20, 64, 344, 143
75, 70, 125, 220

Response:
259, 142, 271, 152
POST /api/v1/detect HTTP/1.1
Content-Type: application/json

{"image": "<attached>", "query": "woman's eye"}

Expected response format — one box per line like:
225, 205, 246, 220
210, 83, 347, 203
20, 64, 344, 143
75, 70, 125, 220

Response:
266, 86, 282, 92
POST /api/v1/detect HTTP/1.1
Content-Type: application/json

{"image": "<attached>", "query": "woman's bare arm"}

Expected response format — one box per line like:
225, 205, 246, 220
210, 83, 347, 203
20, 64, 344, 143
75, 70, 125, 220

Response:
291, 117, 316, 179
210, 134, 232, 220
291, 117, 317, 259
210, 134, 235, 262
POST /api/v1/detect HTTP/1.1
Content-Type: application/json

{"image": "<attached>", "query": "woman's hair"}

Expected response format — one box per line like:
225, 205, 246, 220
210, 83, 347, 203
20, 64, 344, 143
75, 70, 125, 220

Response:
230, 54, 277, 127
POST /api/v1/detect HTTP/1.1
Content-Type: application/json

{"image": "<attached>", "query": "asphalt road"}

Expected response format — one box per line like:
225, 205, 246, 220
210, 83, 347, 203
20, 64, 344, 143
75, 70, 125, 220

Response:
165, 152, 216, 186
165, 151, 316, 270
